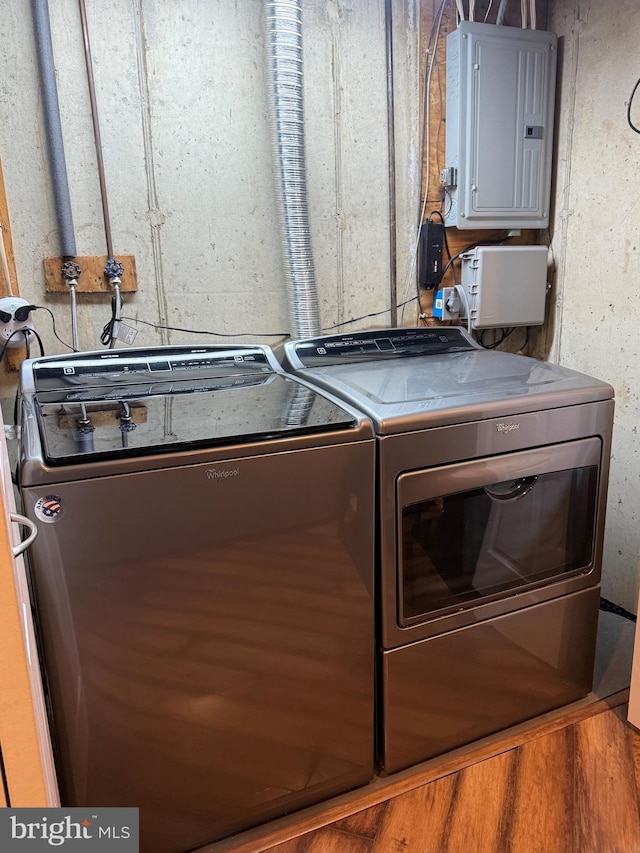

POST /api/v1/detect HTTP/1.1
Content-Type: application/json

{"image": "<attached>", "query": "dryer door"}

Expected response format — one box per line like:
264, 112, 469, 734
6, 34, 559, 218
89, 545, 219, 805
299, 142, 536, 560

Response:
396, 437, 600, 627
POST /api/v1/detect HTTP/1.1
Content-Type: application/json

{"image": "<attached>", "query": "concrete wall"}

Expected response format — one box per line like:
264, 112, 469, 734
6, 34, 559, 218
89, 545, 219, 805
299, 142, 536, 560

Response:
0, 0, 418, 357
4, 0, 638, 613
548, 0, 640, 612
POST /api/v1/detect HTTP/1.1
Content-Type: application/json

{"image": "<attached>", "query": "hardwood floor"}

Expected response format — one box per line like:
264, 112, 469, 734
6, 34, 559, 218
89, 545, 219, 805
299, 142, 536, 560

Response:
329, 709, 640, 852
215, 695, 640, 853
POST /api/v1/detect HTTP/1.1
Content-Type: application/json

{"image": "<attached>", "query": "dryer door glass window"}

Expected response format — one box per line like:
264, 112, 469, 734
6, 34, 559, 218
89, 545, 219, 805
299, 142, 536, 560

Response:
397, 439, 600, 624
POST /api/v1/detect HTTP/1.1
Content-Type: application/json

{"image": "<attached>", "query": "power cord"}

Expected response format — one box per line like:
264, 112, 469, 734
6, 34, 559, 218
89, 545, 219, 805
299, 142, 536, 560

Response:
441, 233, 514, 282
100, 297, 116, 346
451, 285, 472, 333
600, 597, 637, 623
323, 296, 419, 333
32, 306, 74, 351
628, 76, 640, 134
120, 316, 289, 339
0, 327, 44, 364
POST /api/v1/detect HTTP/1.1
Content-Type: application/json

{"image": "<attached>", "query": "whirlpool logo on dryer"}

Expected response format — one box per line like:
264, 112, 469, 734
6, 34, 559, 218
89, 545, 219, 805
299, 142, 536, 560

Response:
496, 421, 520, 434
205, 467, 240, 481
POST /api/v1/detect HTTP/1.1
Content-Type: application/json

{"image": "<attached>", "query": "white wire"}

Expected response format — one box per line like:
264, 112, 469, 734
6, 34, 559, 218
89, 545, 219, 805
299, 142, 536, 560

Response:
469, 0, 475, 22
530, 0, 536, 29
496, 0, 509, 25
483, 0, 495, 23
401, 0, 448, 324
521, 0, 527, 27
454, 284, 473, 333
417, 47, 431, 234
455, 0, 465, 21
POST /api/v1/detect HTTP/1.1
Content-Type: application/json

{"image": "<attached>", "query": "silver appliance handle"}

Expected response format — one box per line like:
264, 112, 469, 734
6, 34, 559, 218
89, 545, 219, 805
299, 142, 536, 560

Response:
10, 512, 38, 557
397, 437, 601, 509
484, 475, 538, 502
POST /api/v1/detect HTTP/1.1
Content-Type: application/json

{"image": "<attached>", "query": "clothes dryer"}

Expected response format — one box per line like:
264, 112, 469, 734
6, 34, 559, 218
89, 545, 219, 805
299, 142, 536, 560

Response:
282, 327, 614, 773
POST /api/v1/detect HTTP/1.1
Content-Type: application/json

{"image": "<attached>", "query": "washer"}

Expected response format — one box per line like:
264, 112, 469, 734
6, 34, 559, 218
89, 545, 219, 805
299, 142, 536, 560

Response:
282, 326, 614, 774
18, 344, 375, 852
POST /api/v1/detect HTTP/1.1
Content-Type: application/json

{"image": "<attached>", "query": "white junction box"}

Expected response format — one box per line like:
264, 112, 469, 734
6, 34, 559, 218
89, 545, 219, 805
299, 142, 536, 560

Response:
444, 22, 557, 230
460, 245, 548, 328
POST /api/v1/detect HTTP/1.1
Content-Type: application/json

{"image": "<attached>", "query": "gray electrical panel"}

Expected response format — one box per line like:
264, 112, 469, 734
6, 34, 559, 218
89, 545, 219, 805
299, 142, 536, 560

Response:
444, 22, 557, 230
460, 245, 548, 328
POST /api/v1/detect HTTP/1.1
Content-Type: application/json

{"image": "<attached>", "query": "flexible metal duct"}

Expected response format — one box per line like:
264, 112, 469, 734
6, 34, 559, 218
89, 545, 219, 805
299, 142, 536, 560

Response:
264, 0, 321, 339
284, 382, 315, 427
31, 0, 77, 258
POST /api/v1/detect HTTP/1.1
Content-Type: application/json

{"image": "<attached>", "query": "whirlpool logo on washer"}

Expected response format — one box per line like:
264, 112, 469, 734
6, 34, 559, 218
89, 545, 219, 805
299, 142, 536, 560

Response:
205, 467, 240, 481
496, 422, 520, 434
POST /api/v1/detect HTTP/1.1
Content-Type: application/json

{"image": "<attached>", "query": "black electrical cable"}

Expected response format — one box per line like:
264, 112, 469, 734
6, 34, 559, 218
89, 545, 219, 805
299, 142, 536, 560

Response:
100, 294, 118, 346
27, 327, 45, 357
0, 328, 43, 364
32, 305, 74, 350
12, 385, 19, 429
124, 298, 425, 340
482, 327, 515, 349
477, 326, 533, 352
120, 316, 289, 339
600, 597, 637, 623
442, 233, 514, 281
323, 296, 419, 333
627, 76, 640, 134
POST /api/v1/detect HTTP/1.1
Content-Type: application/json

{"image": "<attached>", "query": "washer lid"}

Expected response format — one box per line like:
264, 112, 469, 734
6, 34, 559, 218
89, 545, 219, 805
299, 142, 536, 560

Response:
22, 346, 362, 464
283, 329, 614, 432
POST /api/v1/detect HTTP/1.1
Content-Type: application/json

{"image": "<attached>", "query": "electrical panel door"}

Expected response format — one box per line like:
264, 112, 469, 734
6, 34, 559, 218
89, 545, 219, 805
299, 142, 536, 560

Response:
444, 22, 557, 230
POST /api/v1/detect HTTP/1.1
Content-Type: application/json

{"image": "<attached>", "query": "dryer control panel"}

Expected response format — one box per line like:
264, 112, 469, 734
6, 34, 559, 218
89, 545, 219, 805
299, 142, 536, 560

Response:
289, 327, 477, 368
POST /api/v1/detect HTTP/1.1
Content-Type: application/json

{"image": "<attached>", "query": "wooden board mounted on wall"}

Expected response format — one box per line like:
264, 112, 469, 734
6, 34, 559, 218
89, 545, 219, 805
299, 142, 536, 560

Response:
0, 157, 26, 371
0, 158, 19, 299
43, 255, 138, 293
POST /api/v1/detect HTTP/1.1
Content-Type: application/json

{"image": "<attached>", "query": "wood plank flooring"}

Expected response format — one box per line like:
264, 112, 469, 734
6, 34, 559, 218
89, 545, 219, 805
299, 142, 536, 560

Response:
258, 703, 640, 853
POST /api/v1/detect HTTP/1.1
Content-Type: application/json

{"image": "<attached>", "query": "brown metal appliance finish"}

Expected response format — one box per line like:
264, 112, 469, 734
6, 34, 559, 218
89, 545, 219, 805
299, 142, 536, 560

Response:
281, 328, 615, 775
19, 346, 376, 852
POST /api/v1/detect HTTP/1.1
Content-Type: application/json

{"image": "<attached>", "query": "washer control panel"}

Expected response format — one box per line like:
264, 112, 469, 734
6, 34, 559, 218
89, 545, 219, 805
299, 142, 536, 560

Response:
32, 346, 274, 393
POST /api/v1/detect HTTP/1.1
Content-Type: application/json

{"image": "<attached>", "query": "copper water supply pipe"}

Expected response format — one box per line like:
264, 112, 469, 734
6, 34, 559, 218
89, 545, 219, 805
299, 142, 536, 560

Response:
385, 0, 398, 327
77, 0, 114, 260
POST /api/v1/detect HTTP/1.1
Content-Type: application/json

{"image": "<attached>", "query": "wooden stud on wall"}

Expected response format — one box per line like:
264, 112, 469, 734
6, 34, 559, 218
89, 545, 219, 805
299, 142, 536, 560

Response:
0, 158, 27, 371
0, 159, 19, 299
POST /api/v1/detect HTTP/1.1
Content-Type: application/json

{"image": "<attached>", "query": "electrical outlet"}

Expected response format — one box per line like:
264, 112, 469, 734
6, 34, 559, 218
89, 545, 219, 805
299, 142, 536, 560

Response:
0, 297, 35, 348
433, 287, 459, 322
